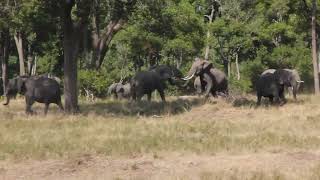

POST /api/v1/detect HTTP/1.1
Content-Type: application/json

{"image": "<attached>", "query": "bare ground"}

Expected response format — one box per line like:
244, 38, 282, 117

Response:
1, 151, 320, 180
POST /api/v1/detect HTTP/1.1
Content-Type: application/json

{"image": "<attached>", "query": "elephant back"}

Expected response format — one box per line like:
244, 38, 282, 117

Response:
209, 68, 227, 84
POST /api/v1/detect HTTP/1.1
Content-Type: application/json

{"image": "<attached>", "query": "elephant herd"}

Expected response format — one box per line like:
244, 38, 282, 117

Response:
108, 58, 229, 102
2, 57, 303, 115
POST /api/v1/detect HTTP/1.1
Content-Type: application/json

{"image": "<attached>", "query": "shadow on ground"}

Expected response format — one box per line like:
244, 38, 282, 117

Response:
229, 95, 306, 108
81, 97, 206, 116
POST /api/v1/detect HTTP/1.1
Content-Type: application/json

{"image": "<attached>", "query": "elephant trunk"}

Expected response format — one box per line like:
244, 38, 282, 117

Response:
3, 95, 10, 106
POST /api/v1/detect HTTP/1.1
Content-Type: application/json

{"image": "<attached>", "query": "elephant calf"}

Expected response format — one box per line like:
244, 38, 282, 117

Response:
108, 82, 131, 99
3, 76, 63, 115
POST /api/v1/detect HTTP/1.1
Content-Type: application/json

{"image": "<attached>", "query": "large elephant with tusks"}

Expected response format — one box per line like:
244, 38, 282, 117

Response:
182, 58, 228, 98
261, 68, 303, 100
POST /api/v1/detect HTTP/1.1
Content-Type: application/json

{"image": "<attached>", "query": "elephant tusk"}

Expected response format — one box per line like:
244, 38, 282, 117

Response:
296, 80, 304, 83
181, 73, 195, 81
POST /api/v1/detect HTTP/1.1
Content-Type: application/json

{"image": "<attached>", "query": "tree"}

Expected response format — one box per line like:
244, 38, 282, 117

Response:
90, 0, 137, 69
62, 0, 91, 113
311, 0, 319, 94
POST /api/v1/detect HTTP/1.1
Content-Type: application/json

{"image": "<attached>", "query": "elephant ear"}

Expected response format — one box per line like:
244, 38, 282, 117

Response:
202, 61, 213, 71
118, 87, 124, 93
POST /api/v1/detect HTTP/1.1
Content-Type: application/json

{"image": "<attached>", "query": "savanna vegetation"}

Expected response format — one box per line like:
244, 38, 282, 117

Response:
2, 0, 320, 179
1, 0, 320, 101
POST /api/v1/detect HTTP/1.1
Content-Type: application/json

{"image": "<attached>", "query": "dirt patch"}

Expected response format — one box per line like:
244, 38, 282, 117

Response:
0, 151, 320, 180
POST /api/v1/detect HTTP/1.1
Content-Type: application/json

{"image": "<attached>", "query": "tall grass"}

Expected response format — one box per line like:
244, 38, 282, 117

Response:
0, 95, 320, 160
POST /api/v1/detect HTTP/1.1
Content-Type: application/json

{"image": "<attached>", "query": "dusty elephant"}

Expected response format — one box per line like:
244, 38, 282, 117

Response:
261, 68, 303, 100
3, 76, 63, 114
131, 65, 183, 102
107, 82, 122, 99
116, 83, 131, 99
182, 58, 228, 98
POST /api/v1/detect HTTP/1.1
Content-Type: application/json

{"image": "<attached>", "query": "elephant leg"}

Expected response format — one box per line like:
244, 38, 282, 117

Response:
57, 101, 64, 111
158, 90, 166, 102
292, 87, 297, 100
44, 103, 50, 115
256, 94, 262, 106
279, 90, 287, 106
269, 97, 274, 104
147, 93, 152, 101
25, 96, 35, 114
203, 73, 213, 98
211, 90, 218, 98
136, 91, 143, 102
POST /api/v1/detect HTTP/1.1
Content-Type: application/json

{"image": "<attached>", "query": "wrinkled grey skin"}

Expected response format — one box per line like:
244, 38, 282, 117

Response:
116, 83, 131, 99
194, 76, 206, 96
256, 70, 289, 106
131, 65, 183, 102
3, 76, 63, 114
108, 82, 123, 99
39, 73, 62, 84
261, 69, 303, 100
182, 58, 228, 98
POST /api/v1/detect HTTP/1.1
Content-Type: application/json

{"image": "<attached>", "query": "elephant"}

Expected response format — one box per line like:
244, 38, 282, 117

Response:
131, 65, 183, 102
108, 82, 131, 99
115, 83, 131, 99
3, 76, 63, 114
261, 68, 303, 100
194, 76, 206, 96
256, 69, 290, 106
39, 73, 62, 85
107, 82, 122, 99
182, 58, 228, 98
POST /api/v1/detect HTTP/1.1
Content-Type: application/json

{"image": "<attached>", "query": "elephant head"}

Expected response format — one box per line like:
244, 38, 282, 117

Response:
149, 65, 183, 84
3, 76, 28, 105
182, 58, 213, 81
274, 69, 304, 100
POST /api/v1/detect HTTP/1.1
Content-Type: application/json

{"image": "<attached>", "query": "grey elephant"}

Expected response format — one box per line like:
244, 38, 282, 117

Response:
256, 69, 294, 106
182, 58, 228, 98
3, 76, 63, 114
107, 82, 122, 99
39, 73, 62, 85
116, 82, 131, 99
261, 68, 303, 100
131, 65, 183, 102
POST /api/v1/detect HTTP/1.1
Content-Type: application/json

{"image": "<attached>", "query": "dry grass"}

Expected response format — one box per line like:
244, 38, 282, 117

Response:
1, 94, 320, 179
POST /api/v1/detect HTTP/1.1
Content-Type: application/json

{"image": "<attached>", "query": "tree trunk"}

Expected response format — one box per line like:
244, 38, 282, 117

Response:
177, 50, 182, 69
312, 0, 319, 94
91, 19, 124, 69
14, 31, 26, 76
228, 61, 231, 78
204, 6, 215, 60
63, 0, 81, 113
235, 53, 240, 80
1, 29, 9, 94
32, 55, 37, 75
27, 45, 37, 76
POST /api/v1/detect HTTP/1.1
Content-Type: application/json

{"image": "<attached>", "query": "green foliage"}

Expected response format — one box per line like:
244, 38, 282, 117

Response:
1, 0, 319, 96
78, 70, 110, 97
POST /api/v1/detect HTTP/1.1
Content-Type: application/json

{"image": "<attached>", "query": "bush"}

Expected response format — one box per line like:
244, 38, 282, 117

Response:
78, 70, 111, 98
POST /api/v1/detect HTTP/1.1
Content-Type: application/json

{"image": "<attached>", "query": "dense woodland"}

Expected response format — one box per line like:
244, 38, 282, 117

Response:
0, 0, 319, 113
